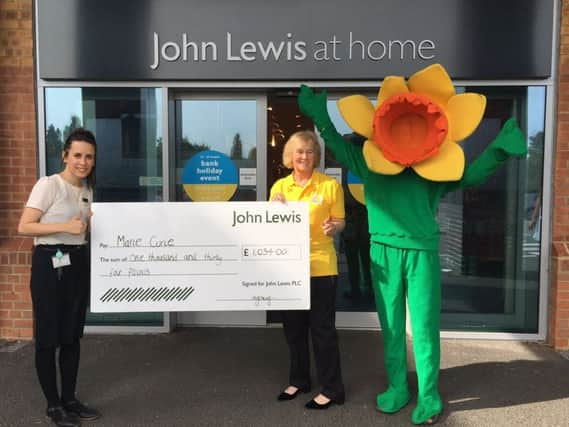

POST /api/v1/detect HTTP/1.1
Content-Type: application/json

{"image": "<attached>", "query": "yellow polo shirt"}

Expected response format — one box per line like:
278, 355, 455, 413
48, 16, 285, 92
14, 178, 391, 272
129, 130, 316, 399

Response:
270, 171, 345, 277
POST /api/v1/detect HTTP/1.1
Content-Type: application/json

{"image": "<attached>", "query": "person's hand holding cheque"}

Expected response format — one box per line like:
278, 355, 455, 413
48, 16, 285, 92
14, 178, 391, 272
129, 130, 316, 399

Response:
271, 193, 287, 203
322, 217, 345, 237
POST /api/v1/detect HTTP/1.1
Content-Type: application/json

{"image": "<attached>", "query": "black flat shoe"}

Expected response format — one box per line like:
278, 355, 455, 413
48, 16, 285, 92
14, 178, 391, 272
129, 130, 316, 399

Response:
421, 412, 442, 425
45, 406, 80, 427
277, 386, 310, 401
305, 396, 344, 410
63, 399, 101, 421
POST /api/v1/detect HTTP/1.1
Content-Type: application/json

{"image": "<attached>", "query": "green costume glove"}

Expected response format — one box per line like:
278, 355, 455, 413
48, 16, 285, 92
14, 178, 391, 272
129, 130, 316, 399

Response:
490, 117, 528, 160
298, 84, 334, 131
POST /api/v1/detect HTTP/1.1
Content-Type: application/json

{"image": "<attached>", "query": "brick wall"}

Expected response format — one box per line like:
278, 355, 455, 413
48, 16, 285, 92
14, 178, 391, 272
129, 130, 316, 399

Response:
0, 0, 35, 340
550, 0, 569, 350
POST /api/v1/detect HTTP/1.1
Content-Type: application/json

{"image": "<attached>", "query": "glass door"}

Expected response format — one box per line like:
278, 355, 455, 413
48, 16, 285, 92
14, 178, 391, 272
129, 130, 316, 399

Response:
264, 90, 379, 328
326, 96, 382, 329
172, 93, 268, 327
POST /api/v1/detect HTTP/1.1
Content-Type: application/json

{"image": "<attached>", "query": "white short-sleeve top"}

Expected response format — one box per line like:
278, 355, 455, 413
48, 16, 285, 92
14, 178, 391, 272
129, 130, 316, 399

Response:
25, 174, 93, 246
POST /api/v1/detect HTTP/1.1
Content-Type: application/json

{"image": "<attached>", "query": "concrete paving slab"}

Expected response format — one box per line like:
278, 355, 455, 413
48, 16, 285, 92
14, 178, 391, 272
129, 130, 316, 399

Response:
0, 328, 568, 426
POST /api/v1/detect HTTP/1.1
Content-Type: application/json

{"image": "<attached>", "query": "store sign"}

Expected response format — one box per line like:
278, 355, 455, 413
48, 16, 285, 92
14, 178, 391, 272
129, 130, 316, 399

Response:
37, 0, 554, 81
149, 32, 437, 71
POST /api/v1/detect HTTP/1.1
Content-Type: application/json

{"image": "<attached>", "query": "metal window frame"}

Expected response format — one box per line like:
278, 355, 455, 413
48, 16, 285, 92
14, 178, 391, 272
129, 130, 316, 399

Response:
33, 78, 555, 339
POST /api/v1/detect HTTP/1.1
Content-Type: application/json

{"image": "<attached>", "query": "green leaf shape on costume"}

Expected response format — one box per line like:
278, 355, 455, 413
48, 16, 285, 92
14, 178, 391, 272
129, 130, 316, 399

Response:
491, 117, 528, 158
298, 84, 333, 131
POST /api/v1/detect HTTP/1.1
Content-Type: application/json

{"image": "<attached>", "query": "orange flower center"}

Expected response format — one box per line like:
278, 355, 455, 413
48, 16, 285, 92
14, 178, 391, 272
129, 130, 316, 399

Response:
373, 93, 448, 166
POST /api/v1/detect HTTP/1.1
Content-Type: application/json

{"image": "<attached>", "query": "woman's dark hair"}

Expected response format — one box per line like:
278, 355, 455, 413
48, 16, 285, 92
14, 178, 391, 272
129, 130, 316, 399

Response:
63, 128, 97, 188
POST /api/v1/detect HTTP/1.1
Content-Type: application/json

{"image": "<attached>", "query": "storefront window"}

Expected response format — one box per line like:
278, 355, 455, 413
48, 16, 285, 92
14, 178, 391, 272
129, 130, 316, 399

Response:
44, 87, 164, 326
173, 99, 258, 202
326, 86, 545, 333
439, 86, 544, 333
45, 88, 163, 202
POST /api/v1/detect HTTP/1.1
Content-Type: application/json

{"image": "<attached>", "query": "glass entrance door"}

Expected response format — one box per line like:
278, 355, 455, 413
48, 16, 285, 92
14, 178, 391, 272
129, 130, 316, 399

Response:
265, 91, 379, 328
326, 97, 382, 329
172, 93, 268, 327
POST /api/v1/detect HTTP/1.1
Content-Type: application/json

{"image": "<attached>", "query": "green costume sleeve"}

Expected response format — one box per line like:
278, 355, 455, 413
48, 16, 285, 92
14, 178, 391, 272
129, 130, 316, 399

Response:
298, 85, 369, 180
443, 118, 527, 193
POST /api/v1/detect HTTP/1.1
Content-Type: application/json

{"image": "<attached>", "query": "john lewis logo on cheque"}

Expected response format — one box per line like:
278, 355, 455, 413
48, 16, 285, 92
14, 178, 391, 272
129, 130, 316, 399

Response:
232, 209, 302, 227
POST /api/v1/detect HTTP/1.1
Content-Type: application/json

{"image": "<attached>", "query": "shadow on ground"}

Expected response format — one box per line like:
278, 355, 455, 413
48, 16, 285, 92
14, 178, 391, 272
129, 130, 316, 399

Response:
1, 328, 568, 426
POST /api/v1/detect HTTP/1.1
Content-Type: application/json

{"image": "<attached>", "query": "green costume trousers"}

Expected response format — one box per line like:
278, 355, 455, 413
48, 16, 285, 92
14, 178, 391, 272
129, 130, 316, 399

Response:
370, 243, 443, 424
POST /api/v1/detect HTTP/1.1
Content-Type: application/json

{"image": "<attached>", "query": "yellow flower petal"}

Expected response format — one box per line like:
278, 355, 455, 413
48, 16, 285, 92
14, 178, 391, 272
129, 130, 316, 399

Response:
407, 64, 455, 108
337, 95, 375, 139
412, 140, 464, 181
447, 93, 486, 141
377, 76, 409, 106
362, 140, 405, 175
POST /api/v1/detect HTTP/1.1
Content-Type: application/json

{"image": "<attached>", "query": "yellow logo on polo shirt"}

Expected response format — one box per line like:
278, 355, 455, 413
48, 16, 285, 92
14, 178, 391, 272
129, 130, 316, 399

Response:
311, 194, 323, 205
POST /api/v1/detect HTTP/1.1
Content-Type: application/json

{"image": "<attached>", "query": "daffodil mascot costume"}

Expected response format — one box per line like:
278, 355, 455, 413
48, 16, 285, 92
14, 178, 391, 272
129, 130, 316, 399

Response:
298, 64, 527, 425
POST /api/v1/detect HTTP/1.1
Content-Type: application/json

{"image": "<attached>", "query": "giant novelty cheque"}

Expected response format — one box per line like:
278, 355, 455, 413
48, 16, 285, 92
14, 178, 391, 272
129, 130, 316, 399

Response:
90, 202, 310, 312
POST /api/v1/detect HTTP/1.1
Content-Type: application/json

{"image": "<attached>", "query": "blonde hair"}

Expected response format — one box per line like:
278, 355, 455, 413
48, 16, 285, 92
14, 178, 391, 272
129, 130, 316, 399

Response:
282, 130, 321, 169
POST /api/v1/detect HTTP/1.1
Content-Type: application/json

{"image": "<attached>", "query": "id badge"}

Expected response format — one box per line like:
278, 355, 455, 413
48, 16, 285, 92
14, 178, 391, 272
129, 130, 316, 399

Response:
51, 250, 71, 269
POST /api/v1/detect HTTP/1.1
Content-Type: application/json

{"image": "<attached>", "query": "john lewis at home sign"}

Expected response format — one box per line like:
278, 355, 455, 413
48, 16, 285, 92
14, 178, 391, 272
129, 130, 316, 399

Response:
150, 32, 436, 70
37, 0, 554, 81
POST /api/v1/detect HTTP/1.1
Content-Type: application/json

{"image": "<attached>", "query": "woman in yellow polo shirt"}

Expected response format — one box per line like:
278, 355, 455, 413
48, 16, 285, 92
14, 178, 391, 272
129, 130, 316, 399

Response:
270, 130, 346, 409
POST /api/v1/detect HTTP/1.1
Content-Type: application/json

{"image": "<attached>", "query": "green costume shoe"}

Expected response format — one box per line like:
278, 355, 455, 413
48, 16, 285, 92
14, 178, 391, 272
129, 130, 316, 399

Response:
376, 386, 411, 413
411, 397, 443, 425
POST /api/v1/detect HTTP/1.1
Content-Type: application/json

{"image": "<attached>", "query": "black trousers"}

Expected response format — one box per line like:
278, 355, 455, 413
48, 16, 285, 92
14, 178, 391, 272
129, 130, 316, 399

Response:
30, 245, 89, 348
30, 244, 89, 406
281, 276, 345, 402
35, 341, 80, 406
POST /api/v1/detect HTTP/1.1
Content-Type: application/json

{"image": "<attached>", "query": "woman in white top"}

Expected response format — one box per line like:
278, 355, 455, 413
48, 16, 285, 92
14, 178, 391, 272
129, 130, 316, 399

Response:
18, 129, 101, 427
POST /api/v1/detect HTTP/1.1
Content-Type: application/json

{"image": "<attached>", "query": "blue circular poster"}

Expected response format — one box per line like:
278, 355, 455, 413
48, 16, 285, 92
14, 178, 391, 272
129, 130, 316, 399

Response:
347, 171, 365, 205
182, 150, 238, 201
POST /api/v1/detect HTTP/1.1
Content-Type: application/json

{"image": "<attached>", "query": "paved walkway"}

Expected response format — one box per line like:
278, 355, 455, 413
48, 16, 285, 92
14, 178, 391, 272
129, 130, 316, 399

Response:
1, 328, 568, 426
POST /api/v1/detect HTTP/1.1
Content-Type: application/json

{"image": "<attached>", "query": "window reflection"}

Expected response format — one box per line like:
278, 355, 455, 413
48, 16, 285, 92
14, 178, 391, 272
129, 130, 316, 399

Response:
45, 88, 83, 174
174, 99, 257, 202
45, 88, 163, 202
